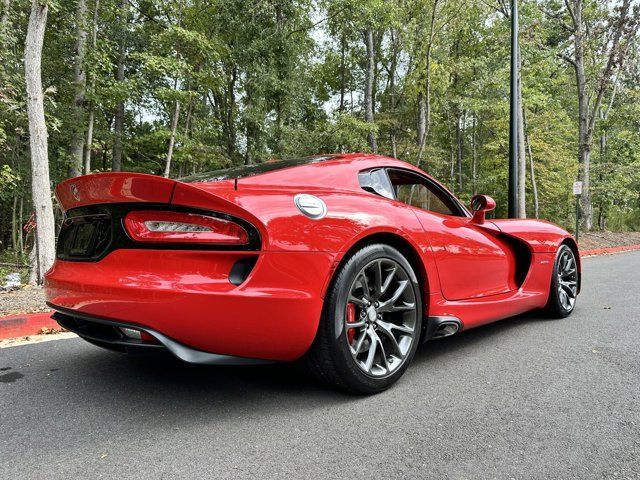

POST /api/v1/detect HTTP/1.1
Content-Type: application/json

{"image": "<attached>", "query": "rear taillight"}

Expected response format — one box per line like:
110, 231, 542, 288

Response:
124, 211, 249, 245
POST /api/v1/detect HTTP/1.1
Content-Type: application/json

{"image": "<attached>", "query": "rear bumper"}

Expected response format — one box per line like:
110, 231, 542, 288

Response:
52, 308, 271, 365
45, 249, 337, 361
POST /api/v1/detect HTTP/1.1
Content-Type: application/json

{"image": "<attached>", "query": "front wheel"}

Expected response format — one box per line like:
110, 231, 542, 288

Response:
304, 244, 423, 394
544, 244, 579, 318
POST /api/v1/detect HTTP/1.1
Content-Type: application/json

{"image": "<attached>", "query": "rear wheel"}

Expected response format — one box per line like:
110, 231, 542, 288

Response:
544, 244, 578, 318
304, 244, 423, 394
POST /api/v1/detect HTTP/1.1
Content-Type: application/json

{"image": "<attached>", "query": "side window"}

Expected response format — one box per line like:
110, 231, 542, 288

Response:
358, 169, 395, 199
387, 170, 460, 216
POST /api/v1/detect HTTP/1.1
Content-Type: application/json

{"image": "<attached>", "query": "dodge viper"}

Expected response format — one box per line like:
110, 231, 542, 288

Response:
45, 153, 580, 393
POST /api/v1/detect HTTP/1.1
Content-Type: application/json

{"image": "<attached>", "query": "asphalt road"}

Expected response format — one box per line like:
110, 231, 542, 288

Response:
2, 252, 639, 479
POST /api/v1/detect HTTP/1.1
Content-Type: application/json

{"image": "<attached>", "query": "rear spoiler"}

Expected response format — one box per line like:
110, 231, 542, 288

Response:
56, 173, 176, 211
56, 173, 267, 240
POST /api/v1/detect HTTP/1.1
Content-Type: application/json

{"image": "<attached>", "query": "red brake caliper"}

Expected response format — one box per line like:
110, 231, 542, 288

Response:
346, 302, 357, 344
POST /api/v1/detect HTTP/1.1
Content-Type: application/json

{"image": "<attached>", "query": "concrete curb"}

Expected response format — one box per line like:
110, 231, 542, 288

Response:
580, 243, 640, 257
0, 311, 57, 340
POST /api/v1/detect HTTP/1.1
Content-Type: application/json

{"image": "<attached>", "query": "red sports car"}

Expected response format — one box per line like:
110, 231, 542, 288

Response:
45, 154, 580, 393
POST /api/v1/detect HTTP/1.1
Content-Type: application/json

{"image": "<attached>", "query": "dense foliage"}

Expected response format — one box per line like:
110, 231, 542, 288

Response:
1, 0, 639, 260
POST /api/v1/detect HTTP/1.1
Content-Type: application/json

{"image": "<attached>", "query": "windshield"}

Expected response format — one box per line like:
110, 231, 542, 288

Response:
180, 156, 336, 183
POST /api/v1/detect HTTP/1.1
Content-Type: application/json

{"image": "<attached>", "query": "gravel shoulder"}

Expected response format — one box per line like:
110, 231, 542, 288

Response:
579, 231, 640, 249
0, 286, 47, 316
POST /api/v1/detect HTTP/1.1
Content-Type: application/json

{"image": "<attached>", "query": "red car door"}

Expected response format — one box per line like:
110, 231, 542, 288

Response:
414, 211, 516, 300
386, 169, 515, 301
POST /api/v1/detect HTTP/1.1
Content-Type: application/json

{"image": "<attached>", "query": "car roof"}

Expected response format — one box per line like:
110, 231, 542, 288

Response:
184, 153, 440, 193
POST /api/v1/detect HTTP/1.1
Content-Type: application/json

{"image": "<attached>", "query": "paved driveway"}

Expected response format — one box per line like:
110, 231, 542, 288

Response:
1, 252, 639, 479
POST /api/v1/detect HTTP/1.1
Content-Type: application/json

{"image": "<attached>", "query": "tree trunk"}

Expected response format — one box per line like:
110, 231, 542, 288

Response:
274, 4, 285, 156
472, 113, 478, 195
417, 92, 426, 149
84, 110, 95, 173
573, 5, 592, 230
225, 65, 237, 159
595, 71, 620, 230
1, 0, 10, 39
565, 0, 634, 231
112, 0, 127, 172
25, 0, 55, 284
598, 206, 606, 230
339, 33, 346, 113
18, 195, 24, 253
416, 0, 439, 168
11, 194, 18, 250
389, 28, 400, 158
244, 79, 257, 166
163, 99, 180, 178
183, 95, 194, 138
517, 45, 526, 218
455, 109, 464, 193
363, 27, 376, 152
523, 110, 539, 219
84, 0, 99, 174
69, 0, 88, 178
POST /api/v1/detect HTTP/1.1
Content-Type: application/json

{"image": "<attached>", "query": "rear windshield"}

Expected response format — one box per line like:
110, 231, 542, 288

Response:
180, 156, 336, 183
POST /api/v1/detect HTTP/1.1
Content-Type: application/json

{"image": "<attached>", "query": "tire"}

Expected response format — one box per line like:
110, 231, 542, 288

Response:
304, 244, 423, 394
544, 244, 579, 318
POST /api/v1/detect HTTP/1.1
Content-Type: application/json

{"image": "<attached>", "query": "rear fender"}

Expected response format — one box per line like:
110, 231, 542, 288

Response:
490, 219, 574, 253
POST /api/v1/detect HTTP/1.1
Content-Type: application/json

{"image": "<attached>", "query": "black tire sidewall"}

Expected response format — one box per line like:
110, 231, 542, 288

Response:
324, 244, 423, 394
547, 244, 576, 318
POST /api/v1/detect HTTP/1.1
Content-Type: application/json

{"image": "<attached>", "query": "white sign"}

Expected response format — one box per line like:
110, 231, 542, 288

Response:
573, 181, 583, 195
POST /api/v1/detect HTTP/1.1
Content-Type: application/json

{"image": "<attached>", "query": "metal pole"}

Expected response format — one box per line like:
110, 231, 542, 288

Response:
575, 195, 580, 243
508, 0, 519, 218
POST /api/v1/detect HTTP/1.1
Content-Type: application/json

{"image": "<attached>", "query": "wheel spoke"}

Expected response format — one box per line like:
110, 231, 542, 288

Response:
351, 329, 368, 356
375, 333, 390, 371
391, 323, 413, 334
359, 272, 371, 301
373, 261, 383, 299
562, 257, 574, 275
560, 283, 575, 297
348, 295, 366, 307
389, 301, 415, 312
376, 321, 404, 357
559, 289, 568, 309
346, 318, 366, 329
381, 266, 396, 296
363, 329, 378, 371
378, 280, 409, 312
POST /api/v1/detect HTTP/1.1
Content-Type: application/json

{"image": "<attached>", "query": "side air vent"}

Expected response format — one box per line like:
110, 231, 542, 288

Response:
229, 256, 259, 286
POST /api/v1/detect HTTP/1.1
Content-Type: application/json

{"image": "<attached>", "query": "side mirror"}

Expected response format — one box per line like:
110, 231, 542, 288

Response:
470, 194, 496, 225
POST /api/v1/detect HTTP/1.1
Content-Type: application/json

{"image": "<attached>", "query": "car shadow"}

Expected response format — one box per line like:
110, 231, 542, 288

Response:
41, 310, 553, 426
412, 310, 551, 366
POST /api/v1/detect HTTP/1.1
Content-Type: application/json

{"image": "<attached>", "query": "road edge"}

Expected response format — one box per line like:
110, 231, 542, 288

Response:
580, 243, 640, 257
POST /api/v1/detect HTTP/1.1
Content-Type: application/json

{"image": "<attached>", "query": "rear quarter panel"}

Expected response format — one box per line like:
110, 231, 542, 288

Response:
196, 186, 445, 299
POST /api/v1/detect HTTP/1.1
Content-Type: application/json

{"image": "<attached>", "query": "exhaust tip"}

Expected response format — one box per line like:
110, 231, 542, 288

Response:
432, 321, 460, 338
425, 316, 462, 341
